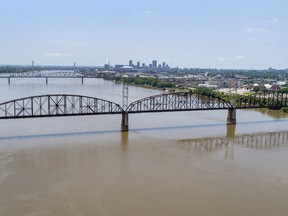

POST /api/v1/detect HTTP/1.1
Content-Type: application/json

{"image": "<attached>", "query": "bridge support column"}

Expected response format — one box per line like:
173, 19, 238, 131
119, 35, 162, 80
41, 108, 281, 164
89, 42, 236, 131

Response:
46, 77, 48, 85
121, 132, 129, 147
227, 108, 236, 125
8, 77, 10, 85
226, 125, 236, 139
81, 77, 84, 85
121, 112, 129, 132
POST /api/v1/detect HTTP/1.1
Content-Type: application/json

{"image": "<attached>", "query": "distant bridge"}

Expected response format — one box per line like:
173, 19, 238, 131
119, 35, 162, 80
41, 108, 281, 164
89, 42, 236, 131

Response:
0, 92, 287, 131
8, 71, 83, 77
0, 71, 85, 84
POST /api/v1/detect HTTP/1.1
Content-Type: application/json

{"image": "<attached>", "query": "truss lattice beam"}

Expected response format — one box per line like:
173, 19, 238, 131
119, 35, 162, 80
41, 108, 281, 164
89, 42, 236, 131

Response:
0, 94, 123, 119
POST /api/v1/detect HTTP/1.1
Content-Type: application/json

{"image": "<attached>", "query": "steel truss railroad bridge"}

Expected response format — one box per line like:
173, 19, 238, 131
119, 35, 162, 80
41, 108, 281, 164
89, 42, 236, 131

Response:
0, 92, 287, 131
1, 71, 85, 84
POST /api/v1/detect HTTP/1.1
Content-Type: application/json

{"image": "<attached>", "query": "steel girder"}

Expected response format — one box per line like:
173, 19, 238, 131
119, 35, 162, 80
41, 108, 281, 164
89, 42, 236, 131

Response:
0, 92, 287, 120
9, 72, 43, 77
0, 94, 123, 119
126, 92, 233, 113
8, 72, 83, 78
46, 72, 83, 77
235, 92, 288, 108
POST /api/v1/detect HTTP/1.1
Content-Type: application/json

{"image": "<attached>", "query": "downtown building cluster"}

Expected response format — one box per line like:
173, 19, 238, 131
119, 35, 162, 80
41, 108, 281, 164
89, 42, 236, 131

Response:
104, 59, 171, 72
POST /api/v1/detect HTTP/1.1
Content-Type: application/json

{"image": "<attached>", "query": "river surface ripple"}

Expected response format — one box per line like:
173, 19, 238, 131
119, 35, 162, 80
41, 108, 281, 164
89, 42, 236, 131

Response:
0, 78, 288, 216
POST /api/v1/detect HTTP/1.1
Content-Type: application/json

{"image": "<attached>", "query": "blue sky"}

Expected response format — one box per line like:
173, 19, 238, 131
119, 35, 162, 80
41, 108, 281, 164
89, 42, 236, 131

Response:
0, 0, 287, 69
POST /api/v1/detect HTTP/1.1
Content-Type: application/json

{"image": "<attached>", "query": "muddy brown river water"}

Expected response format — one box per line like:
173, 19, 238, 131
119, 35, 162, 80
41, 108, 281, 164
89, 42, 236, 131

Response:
0, 77, 287, 216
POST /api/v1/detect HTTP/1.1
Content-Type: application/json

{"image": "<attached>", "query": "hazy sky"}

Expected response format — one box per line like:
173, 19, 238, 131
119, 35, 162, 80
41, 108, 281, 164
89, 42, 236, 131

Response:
0, 0, 287, 69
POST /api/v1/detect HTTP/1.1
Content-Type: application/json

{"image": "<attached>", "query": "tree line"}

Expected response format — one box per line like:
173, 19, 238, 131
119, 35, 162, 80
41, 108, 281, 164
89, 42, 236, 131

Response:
100, 75, 175, 89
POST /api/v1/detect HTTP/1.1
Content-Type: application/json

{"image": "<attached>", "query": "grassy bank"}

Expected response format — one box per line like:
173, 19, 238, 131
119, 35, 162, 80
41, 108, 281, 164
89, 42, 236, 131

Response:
281, 107, 288, 113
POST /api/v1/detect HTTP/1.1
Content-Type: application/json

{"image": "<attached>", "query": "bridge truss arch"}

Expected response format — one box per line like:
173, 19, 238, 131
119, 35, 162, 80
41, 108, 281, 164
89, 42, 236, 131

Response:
9, 71, 43, 77
46, 72, 83, 77
235, 92, 288, 109
126, 92, 233, 113
0, 94, 124, 119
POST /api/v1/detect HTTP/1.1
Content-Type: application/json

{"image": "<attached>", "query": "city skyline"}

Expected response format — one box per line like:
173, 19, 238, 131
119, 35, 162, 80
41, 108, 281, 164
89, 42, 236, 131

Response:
0, 0, 288, 69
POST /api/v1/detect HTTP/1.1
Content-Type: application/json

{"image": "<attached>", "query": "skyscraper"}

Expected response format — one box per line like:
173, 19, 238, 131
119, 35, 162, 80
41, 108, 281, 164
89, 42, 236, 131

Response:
152, 60, 157, 68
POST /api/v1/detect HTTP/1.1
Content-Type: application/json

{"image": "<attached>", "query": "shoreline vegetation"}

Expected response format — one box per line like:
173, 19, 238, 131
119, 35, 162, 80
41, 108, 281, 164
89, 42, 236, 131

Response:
99, 74, 177, 90
281, 107, 288, 113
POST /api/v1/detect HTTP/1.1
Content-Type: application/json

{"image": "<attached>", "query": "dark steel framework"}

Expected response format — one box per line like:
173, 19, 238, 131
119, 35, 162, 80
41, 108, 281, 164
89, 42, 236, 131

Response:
0, 94, 123, 119
8, 71, 83, 78
46, 72, 83, 77
0, 92, 287, 120
126, 92, 232, 113
235, 92, 288, 109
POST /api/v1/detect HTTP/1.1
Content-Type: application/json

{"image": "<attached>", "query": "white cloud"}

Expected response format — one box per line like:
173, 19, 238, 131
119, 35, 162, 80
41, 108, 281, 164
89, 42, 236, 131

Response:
270, 18, 279, 23
143, 10, 151, 14
245, 27, 269, 34
133, 10, 152, 16
45, 53, 73, 57
255, 28, 269, 34
246, 28, 254, 33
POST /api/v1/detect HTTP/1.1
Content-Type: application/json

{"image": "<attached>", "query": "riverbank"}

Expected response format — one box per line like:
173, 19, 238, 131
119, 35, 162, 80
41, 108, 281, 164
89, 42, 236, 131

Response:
281, 107, 288, 113
98, 74, 178, 91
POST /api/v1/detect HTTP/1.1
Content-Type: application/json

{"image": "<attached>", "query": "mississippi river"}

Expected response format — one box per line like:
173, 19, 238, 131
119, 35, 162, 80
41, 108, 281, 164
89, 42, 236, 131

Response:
0, 77, 288, 216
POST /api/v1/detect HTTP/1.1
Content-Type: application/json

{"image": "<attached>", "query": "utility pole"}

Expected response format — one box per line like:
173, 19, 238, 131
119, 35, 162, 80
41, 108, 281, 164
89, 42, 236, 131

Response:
74, 61, 76, 76
32, 60, 34, 74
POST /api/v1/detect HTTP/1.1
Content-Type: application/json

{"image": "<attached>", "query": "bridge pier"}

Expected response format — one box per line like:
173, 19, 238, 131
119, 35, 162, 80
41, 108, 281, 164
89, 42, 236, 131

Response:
81, 77, 84, 85
226, 124, 236, 139
8, 77, 10, 85
121, 112, 129, 132
227, 108, 236, 125
121, 132, 129, 147
46, 77, 48, 85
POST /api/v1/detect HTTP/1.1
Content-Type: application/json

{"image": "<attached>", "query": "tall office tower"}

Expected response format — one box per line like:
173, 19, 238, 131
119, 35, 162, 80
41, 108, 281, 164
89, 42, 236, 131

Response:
32, 60, 34, 72
162, 62, 166, 68
137, 61, 140, 69
129, 60, 133, 67
152, 60, 157, 68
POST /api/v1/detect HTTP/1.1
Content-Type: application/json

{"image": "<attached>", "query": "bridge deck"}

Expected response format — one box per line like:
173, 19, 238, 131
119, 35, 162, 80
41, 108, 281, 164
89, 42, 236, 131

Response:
0, 92, 287, 119
0, 92, 287, 132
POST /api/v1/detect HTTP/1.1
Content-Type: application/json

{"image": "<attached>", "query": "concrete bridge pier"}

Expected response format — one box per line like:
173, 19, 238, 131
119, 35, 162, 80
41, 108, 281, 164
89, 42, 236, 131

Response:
81, 77, 84, 85
46, 77, 48, 85
226, 124, 236, 139
227, 108, 236, 125
121, 112, 129, 132
8, 77, 10, 85
121, 132, 129, 147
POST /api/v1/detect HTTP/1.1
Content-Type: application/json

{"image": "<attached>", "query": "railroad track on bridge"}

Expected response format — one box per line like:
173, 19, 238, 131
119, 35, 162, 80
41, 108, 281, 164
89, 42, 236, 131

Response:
0, 92, 287, 131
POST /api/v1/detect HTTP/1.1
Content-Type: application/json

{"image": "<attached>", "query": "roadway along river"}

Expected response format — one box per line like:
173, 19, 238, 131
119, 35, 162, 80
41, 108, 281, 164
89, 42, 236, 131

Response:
0, 77, 288, 216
